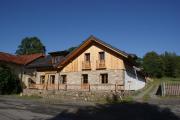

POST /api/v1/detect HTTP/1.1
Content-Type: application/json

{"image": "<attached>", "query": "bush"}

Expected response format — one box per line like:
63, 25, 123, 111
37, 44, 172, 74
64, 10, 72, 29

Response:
0, 63, 22, 94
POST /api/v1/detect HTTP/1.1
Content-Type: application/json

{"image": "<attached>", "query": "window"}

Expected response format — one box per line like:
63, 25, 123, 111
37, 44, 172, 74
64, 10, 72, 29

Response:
61, 75, 67, 84
50, 75, 55, 84
40, 75, 45, 84
52, 57, 56, 64
99, 52, 105, 60
82, 74, 88, 84
52, 56, 61, 64
101, 74, 108, 84
85, 53, 90, 62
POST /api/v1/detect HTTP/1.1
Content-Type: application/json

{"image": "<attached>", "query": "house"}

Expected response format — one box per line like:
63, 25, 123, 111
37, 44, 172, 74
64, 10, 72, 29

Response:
27, 35, 146, 91
0, 52, 45, 87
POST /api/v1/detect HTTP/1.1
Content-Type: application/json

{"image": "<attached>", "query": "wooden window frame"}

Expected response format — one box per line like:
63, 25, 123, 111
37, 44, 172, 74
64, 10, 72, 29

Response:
40, 75, 45, 84
50, 75, 55, 84
84, 53, 90, 62
99, 52, 105, 61
82, 74, 88, 84
61, 75, 67, 84
100, 74, 108, 84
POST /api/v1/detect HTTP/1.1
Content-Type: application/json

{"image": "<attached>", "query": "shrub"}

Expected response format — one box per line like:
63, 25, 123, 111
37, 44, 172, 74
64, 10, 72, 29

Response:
0, 63, 22, 94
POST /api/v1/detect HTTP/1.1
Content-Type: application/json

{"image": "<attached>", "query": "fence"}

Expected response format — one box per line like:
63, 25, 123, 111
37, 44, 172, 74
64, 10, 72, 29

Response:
161, 82, 180, 96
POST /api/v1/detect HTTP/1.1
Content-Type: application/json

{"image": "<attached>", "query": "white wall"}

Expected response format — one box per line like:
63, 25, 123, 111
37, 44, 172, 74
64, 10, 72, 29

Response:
124, 70, 145, 90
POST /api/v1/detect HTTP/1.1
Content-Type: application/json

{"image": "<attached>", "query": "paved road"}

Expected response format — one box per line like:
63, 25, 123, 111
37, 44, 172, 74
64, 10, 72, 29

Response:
0, 96, 179, 120
0, 96, 83, 120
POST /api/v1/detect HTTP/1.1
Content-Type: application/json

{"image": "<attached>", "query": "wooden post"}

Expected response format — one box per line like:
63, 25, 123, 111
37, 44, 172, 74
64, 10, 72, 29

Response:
89, 84, 90, 92
65, 84, 67, 91
161, 82, 166, 96
161, 82, 163, 96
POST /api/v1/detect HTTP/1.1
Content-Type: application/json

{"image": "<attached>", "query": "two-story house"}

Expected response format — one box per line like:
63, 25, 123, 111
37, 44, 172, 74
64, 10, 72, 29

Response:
27, 36, 146, 91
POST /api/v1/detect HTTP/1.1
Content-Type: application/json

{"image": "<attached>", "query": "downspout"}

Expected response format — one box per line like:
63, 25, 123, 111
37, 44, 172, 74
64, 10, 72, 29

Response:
20, 65, 25, 93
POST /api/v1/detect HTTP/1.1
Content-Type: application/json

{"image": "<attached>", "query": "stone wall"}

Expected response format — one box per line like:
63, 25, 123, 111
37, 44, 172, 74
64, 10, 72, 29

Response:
30, 69, 125, 91
23, 89, 129, 102
60, 69, 125, 90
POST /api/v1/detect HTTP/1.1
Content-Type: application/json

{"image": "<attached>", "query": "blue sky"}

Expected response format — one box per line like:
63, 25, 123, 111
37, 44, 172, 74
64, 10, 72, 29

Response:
0, 0, 179, 57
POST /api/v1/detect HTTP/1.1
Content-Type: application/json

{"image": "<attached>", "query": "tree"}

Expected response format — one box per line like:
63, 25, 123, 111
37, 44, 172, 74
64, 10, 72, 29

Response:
15, 37, 46, 55
67, 46, 77, 52
161, 52, 177, 77
0, 64, 22, 94
142, 51, 164, 78
128, 54, 143, 68
176, 56, 180, 77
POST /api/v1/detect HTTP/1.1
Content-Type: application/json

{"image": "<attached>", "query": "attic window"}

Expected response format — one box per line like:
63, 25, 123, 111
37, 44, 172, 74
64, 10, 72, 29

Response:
85, 53, 90, 62
99, 52, 105, 61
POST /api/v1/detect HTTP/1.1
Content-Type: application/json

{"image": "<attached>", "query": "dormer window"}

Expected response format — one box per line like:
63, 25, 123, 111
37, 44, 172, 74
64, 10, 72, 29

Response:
52, 56, 60, 64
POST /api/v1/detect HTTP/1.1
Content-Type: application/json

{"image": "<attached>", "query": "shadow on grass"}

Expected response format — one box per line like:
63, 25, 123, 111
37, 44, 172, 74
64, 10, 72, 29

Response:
49, 101, 179, 120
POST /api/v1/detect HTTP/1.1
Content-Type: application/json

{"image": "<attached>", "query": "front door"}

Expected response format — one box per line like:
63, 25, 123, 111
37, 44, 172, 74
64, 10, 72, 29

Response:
81, 74, 89, 90
47, 75, 55, 90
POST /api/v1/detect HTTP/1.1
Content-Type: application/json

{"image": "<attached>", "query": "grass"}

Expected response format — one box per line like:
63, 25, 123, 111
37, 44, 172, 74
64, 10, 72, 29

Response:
141, 77, 180, 101
19, 95, 42, 99
8, 94, 42, 100
154, 77, 180, 82
159, 95, 180, 99
122, 96, 133, 102
142, 94, 150, 101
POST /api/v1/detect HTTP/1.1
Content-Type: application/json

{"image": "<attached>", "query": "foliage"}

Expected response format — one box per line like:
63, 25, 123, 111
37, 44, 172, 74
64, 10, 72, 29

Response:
161, 52, 177, 77
15, 37, 46, 55
175, 56, 180, 77
67, 46, 77, 52
142, 51, 180, 78
0, 64, 22, 94
142, 51, 164, 78
129, 54, 143, 67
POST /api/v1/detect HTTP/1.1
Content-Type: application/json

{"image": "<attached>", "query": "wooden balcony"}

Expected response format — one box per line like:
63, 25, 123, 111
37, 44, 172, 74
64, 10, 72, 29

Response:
96, 60, 106, 69
82, 61, 91, 70
29, 84, 45, 89
28, 83, 125, 91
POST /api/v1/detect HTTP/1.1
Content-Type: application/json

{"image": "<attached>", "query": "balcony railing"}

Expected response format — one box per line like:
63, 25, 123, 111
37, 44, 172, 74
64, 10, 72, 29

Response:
96, 60, 106, 69
29, 84, 45, 89
28, 83, 125, 91
82, 61, 91, 70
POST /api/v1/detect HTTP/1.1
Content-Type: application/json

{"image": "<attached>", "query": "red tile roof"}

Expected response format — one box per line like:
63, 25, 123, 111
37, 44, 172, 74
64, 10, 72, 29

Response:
0, 52, 45, 65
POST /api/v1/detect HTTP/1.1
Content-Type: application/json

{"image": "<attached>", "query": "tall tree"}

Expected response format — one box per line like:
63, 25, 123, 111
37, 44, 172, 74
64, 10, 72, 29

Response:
176, 56, 180, 77
161, 52, 177, 77
142, 51, 164, 78
16, 37, 46, 55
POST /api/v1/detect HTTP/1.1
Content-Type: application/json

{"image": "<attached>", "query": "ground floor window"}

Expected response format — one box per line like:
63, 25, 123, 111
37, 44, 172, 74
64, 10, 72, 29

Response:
101, 74, 108, 84
40, 75, 45, 84
61, 75, 67, 84
50, 75, 55, 84
82, 74, 88, 84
